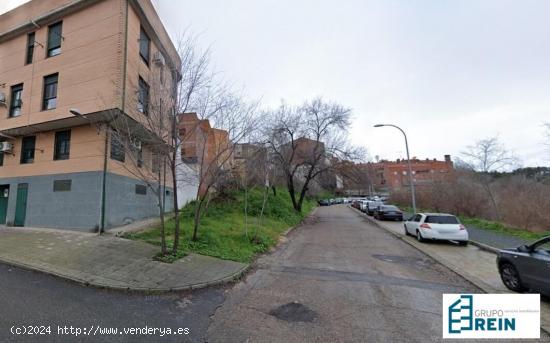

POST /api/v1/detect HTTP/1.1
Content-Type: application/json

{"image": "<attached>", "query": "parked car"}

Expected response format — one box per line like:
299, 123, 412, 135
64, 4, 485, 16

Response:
496, 236, 550, 295
374, 205, 403, 221
359, 200, 370, 213
366, 201, 384, 216
404, 213, 468, 246
318, 199, 330, 206
351, 199, 366, 210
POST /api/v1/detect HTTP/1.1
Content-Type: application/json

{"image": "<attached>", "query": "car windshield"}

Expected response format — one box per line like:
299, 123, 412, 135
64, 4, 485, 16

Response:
424, 215, 459, 224
382, 206, 399, 211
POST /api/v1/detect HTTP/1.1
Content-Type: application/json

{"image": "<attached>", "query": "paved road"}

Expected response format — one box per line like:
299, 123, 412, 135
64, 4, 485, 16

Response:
0, 263, 224, 342
206, 205, 480, 342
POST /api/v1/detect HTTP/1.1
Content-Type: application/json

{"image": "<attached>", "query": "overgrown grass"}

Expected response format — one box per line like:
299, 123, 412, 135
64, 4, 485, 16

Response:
124, 187, 316, 263
399, 205, 550, 241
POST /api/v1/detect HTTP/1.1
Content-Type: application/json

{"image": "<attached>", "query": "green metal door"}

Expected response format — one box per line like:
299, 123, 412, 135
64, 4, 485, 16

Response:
14, 183, 28, 227
0, 185, 9, 224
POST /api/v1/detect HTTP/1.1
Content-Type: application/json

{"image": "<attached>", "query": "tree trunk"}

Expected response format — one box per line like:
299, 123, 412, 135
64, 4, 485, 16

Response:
192, 199, 203, 241
171, 117, 181, 255
287, 174, 300, 212
254, 185, 269, 240
157, 166, 167, 255
171, 164, 180, 254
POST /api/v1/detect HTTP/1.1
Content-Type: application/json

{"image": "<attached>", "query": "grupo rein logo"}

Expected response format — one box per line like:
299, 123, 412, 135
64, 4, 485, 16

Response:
442, 294, 540, 339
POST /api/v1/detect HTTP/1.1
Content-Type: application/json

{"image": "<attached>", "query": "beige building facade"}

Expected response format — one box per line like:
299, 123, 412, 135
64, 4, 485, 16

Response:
0, 0, 180, 230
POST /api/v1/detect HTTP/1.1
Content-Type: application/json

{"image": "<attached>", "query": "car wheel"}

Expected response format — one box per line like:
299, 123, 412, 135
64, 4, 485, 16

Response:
416, 230, 425, 242
458, 241, 468, 246
499, 263, 524, 292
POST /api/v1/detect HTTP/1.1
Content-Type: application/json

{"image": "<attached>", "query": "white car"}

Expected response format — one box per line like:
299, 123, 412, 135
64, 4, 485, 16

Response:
404, 213, 469, 246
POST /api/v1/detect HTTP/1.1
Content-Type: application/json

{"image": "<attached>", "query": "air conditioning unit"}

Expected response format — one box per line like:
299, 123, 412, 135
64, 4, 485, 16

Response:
131, 138, 142, 151
0, 92, 6, 106
0, 142, 13, 152
153, 51, 165, 66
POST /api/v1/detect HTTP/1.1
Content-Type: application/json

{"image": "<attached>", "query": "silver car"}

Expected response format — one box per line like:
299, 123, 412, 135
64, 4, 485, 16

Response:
496, 236, 550, 295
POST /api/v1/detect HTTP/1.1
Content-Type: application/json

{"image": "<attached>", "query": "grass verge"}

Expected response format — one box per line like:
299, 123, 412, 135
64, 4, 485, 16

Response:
399, 206, 549, 242
124, 187, 316, 263
459, 217, 550, 242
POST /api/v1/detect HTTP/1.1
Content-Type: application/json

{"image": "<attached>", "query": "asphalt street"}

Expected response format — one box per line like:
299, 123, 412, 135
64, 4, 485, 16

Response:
206, 205, 481, 342
0, 263, 224, 342
1, 205, 545, 342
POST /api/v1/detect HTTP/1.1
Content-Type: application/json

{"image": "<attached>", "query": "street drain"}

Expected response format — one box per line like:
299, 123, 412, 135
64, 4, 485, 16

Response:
269, 302, 317, 323
372, 254, 434, 267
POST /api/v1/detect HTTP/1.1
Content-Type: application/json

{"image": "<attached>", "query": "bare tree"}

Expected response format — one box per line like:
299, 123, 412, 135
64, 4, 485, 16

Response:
460, 136, 519, 220
178, 88, 259, 241
106, 30, 213, 257
263, 98, 363, 212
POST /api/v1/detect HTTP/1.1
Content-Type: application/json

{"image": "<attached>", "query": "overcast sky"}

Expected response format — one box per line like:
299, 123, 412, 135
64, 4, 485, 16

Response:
3, 0, 550, 167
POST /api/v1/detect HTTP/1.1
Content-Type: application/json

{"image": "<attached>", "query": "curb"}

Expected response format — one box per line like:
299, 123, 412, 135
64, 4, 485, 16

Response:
469, 240, 500, 254
271, 206, 319, 252
349, 206, 503, 292
349, 206, 550, 335
0, 254, 250, 293
0, 207, 322, 293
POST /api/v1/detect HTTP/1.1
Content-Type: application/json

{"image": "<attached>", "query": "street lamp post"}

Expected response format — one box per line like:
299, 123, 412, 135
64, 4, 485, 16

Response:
374, 124, 417, 214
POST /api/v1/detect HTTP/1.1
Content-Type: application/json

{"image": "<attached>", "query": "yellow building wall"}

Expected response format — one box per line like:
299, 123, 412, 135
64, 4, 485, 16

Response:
0, 0, 124, 130
0, 125, 105, 178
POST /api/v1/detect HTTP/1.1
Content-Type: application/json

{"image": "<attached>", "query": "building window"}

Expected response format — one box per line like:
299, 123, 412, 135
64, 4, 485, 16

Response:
54, 130, 71, 160
9, 84, 23, 117
139, 27, 150, 65
0, 152, 3, 167
53, 180, 71, 192
42, 73, 58, 110
137, 145, 143, 168
151, 152, 160, 173
20, 136, 36, 164
26, 32, 35, 64
47, 21, 62, 57
137, 77, 149, 115
135, 184, 147, 195
110, 131, 125, 162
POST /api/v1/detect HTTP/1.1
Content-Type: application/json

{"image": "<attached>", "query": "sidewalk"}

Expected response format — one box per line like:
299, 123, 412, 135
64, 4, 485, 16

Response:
0, 227, 247, 292
351, 207, 550, 334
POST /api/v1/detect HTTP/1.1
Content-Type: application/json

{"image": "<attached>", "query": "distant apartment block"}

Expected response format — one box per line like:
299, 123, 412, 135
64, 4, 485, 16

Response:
177, 112, 232, 196
340, 155, 454, 195
0, 0, 181, 230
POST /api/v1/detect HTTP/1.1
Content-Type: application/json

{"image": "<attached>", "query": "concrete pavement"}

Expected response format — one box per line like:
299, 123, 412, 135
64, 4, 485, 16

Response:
0, 227, 247, 291
357, 207, 550, 334
207, 205, 500, 342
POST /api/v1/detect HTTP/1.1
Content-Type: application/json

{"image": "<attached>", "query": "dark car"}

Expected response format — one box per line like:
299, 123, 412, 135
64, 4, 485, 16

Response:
374, 205, 403, 221
496, 236, 550, 295
366, 201, 384, 216
318, 199, 330, 206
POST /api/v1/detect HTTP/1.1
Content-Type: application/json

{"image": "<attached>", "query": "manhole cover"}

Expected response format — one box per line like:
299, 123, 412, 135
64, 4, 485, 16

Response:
269, 302, 317, 323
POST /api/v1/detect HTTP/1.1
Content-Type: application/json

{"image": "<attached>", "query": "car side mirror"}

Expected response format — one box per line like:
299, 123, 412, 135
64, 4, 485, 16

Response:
518, 245, 533, 253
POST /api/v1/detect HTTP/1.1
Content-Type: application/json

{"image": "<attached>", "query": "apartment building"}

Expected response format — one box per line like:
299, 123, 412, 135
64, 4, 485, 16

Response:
0, 0, 180, 231
177, 112, 232, 196
372, 155, 454, 190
